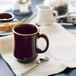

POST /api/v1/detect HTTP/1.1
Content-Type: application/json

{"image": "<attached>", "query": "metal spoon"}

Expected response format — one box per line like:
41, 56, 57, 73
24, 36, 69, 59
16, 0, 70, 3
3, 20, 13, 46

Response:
16, 57, 49, 76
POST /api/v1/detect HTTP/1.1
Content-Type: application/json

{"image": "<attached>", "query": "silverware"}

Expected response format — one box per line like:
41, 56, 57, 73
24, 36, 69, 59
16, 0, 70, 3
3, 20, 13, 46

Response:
16, 57, 49, 76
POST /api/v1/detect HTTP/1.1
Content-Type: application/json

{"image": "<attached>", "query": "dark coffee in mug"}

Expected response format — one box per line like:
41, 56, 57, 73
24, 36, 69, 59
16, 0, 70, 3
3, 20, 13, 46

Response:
12, 24, 49, 63
14, 24, 37, 34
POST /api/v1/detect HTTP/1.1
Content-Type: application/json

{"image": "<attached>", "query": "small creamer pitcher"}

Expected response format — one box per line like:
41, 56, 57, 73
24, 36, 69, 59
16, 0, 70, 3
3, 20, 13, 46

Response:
36, 5, 58, 26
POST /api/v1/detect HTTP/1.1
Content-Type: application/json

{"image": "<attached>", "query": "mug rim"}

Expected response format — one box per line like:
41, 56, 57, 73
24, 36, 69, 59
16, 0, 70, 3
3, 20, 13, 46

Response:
12, 23, 39, 36
36, 5, 53, 12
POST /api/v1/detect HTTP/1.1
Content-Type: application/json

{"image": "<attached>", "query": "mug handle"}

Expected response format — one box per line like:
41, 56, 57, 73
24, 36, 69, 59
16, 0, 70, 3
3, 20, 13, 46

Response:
37, 34, 49, 53
53, 10, 58, 21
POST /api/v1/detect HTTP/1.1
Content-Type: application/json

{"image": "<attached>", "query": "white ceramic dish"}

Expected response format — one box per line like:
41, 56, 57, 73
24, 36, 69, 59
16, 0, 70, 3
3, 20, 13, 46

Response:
0, 31, 12, 36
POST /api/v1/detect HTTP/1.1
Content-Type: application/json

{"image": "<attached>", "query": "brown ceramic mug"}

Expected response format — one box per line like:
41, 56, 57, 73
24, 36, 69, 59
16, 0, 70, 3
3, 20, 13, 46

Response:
12, 24, 49, 63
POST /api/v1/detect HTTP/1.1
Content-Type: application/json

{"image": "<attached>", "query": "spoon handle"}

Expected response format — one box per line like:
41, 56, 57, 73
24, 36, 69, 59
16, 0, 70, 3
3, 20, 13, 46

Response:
16, 62, 39, 76
22, 63, 39, 76
16, 57, 49, 76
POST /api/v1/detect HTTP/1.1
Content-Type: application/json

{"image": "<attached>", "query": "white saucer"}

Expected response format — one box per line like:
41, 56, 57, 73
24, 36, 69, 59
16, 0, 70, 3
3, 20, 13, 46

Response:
0, 31, 12, 36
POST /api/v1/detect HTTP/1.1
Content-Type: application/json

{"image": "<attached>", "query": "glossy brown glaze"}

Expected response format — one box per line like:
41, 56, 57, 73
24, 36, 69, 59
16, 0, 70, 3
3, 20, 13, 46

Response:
12, 24, 49, 63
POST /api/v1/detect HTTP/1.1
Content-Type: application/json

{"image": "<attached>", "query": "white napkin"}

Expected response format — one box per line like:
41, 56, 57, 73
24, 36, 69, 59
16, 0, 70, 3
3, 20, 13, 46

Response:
48, 23, 76, 67
0, 24, 67, 76
41, 23, 76, 68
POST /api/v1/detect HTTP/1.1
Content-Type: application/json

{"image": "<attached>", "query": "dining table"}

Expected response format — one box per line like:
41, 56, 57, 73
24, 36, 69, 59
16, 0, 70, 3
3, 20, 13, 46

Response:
0, 0, 76, 76
0, 17, 76, 76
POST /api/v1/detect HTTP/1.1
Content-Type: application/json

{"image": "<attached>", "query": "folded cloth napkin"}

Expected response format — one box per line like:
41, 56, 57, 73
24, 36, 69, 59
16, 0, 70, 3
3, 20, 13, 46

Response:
1, 23, 76, 76
0, 24, 67, 76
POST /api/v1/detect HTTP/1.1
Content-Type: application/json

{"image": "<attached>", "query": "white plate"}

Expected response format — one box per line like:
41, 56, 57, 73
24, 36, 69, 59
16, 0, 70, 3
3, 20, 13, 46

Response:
0, 31, 12, 36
